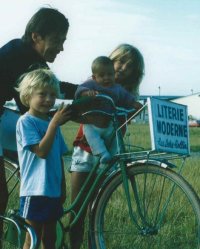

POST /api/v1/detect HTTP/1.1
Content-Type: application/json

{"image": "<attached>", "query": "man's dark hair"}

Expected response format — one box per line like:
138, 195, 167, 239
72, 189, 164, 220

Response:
22, 7, 69, 44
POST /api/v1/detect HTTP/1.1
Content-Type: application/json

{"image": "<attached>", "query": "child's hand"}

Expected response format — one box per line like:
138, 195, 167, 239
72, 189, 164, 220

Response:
52, 103, 72, 126
81, 90, 99, 97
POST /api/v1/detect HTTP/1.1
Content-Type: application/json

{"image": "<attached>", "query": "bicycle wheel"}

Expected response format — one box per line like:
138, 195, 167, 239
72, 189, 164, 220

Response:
0, 215, 37, 249
0, 217, 23, 249
4, 159, 20, 213
91, 163, 200, 249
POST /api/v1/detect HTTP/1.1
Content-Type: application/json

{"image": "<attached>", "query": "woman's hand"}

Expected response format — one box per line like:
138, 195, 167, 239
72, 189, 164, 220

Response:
134, 101, 143, 110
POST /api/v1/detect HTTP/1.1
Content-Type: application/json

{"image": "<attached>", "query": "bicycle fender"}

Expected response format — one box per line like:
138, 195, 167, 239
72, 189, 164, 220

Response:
90, 168, 121, 214
127, 159, 176, 169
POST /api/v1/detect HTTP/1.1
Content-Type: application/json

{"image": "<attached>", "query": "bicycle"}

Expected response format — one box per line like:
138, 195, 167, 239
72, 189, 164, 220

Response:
2, 95, 200, 249
0, 213, 37, 249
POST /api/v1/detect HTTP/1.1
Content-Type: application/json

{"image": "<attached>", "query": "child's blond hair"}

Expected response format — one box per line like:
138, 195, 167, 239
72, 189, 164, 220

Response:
16, 68, 60, 107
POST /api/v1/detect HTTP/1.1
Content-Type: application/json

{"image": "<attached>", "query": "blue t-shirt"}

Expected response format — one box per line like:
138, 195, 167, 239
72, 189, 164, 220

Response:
16, 113, 68, 197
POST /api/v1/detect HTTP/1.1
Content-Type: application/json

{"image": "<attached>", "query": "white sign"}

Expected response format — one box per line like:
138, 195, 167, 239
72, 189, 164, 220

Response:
148, 97, 190, 155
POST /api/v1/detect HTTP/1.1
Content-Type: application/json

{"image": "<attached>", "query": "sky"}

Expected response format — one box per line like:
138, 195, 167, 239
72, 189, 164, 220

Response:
0, 0, 200, 96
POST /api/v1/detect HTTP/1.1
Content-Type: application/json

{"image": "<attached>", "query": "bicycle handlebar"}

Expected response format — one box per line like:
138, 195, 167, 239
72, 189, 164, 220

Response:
71, 94, 137, 119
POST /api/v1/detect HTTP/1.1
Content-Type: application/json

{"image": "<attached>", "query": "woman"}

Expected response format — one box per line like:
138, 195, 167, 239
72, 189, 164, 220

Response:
69, 43, 145, 249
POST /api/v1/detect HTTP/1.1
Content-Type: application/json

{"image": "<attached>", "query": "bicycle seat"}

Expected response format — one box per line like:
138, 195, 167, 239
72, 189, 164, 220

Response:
71, 94, 115, 114
70, 95, 116, 125
70, 94, 135, 126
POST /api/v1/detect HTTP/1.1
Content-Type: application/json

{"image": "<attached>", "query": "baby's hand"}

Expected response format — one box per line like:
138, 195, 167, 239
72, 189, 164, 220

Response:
81, 90, 99, 97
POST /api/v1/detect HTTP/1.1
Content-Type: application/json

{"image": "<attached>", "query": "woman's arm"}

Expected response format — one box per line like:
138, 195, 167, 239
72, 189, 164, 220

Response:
118, 85, 142, 110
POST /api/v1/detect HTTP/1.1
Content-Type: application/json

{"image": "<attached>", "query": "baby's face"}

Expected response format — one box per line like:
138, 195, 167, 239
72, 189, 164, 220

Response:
93, 64, 115, 87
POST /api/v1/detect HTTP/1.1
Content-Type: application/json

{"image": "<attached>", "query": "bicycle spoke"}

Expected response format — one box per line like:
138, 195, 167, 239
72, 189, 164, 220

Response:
92, 164, 200, 249
4, 161, 20, 213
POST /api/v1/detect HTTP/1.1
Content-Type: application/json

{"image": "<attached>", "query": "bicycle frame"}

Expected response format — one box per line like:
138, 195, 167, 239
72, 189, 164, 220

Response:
66, 95, 190, 234
64, 97, 152, 229
4, 96, 195, 249
64, 95, 134, 228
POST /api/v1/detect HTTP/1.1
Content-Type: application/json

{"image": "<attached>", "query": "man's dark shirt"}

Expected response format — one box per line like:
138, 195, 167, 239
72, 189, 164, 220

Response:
0, 39, 78, 114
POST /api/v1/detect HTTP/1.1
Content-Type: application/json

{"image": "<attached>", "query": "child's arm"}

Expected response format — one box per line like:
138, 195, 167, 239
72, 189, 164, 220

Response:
80, 89, 98, 97
31, 104, 71, 158
61, 158, 66, 204
75, 80, 98, 99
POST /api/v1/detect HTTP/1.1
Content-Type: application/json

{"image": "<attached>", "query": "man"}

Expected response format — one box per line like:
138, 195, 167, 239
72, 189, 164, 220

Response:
0, 7, 78, 236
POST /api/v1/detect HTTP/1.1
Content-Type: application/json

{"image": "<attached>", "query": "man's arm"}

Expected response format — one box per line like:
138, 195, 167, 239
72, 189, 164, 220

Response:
118, 85, 143, 110
13, 90, 28, 114
60, 81, 78, 99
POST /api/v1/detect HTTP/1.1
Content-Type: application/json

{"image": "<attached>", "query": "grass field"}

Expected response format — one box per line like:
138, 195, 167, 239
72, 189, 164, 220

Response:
62, 122, 200, 248
61, 121, 200, 193
4, 122, 200, 248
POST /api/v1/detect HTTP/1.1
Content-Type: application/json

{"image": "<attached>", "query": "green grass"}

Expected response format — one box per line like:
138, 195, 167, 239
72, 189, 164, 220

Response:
61, 121, 153, 153
5, 122, 200, 248
60, 122, 200, 248
92, 166, 199, 248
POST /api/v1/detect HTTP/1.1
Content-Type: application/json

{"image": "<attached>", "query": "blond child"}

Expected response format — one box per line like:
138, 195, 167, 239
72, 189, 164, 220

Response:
16, 68, 71, 249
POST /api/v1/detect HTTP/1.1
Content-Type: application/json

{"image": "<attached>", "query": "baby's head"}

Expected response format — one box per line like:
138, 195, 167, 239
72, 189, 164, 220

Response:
16, 68, 60, 107
92, 56, 115, 87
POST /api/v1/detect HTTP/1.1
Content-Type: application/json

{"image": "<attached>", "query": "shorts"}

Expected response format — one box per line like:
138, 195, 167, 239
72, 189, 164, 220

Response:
20, 196, 63, 222
70, 146, 98, 172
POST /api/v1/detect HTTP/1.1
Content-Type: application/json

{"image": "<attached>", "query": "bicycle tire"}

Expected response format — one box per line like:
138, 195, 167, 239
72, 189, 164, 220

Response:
4, 159, 20, 213
91, 163, 200, 249
0, 215, 37, 249
0, 216, 25, 249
